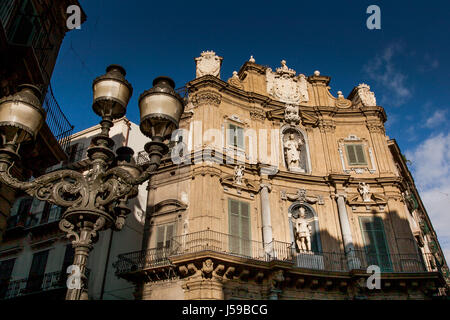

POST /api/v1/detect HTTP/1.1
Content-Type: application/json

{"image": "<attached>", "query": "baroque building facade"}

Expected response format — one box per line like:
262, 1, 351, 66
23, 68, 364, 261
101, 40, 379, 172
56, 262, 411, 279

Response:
114, 51, 449, 300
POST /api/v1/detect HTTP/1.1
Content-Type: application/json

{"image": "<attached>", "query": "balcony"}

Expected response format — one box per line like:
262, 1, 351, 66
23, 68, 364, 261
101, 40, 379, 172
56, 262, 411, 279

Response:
43, 85, 74, 154
0, 269, 91, 300
114, 229, 439, 279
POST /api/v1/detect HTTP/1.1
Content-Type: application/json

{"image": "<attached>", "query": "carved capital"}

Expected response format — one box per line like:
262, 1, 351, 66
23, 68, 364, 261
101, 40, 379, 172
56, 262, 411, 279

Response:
191, 90, 222, 107
367, 122, 385, 134
318, 121, 336, 133
260, 183, 272, 193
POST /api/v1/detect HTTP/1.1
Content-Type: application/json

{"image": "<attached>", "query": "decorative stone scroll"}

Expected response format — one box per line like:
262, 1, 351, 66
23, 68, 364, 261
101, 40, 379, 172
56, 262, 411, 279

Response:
353, 83, 377, 107
195, 51, 223, 79
266, 60, 309, 104
227, 71, 243, 89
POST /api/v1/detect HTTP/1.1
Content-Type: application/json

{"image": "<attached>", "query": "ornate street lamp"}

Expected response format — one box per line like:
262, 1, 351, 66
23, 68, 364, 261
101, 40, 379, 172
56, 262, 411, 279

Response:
0, 66, 185, 300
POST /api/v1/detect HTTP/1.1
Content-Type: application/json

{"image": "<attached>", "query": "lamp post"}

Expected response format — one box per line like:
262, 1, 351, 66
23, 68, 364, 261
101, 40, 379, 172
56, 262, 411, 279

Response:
0, 65, 185, 300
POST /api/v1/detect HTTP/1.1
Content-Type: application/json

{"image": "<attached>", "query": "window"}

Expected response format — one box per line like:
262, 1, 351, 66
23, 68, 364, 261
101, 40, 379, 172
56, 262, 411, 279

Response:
359, 217, 393, 272
26, 250, 49, 292
228, 199, 251, 256
7, 0, 40, 46
155, 224, 174, 262
156, 224, 174, 249
0, 258, 15, 299
67, 143, 84, 163
228, 123, 244, 149
345, 144, 367, 166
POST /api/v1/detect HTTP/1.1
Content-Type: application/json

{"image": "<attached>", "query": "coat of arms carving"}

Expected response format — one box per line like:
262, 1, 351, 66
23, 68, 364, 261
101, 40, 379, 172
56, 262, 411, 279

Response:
354, 83, 376, 106
195, 50, 223, 79
266, 60, 309, 104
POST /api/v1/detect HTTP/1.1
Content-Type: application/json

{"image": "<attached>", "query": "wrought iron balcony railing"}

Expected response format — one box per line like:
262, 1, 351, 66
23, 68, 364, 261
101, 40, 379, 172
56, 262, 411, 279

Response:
0, 269, 91, 300
43, 85, 74, 154
114, 229, 440, 277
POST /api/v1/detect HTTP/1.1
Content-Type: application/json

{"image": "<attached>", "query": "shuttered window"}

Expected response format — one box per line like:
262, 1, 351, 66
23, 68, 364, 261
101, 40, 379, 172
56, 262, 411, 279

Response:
345, 144, 367, 165
0, 258, 15, 299
228, 124, 244, 149
26, 250, 49, 292
228, 199, 251, 256
359, 217, 393, 272
156, 224, 174, 249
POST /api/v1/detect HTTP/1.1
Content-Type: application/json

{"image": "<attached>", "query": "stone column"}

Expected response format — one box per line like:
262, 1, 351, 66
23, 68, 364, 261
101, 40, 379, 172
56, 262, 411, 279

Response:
334, 193, 359, 269
260, 183, 273, 255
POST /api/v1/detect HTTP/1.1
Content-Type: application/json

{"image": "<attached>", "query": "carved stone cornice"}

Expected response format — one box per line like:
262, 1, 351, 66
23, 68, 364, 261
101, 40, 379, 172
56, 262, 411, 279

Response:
191, 90, 222, 107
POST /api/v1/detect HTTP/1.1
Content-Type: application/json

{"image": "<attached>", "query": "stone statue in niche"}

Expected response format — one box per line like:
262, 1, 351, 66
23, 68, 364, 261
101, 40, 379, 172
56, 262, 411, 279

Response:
283, 132, 305, 172
358, 182, 371, 202
294, 207, 312, 252
234, 165, 245, 185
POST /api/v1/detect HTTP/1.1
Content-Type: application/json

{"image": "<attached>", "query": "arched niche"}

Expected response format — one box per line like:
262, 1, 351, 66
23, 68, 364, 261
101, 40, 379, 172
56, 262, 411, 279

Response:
280, 125, 312, 174
288, 202, 322, 253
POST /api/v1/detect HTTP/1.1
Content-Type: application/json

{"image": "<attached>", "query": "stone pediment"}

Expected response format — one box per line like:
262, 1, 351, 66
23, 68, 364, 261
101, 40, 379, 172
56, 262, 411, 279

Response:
267, 107, 319, 126
220, 174, 259, 194
347, 193, 387, 206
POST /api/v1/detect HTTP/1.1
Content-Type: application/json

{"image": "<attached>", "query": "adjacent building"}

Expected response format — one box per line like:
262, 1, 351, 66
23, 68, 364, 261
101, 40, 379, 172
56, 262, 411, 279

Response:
0, 0, 86, 242
0, 118, 148, 300
113, 52, 449, 300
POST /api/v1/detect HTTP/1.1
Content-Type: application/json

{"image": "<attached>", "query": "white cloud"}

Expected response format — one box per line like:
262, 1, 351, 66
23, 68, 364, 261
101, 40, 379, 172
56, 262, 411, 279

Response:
363, 44, 411, 106
405, 133, 450, 264
423, 109, 448, 128
419, 54, 440, 72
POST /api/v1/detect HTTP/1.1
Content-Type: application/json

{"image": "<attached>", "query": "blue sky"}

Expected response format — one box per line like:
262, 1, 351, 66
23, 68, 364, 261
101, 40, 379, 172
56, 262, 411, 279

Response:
51, 0, 450, 260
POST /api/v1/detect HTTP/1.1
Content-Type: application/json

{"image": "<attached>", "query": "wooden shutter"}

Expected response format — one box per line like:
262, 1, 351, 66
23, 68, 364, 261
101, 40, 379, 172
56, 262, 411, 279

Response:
27, 250, 49, 291
156, 226, 165, 249
229, 199, 240, 253
240, 202, 250, 256
359, 217, 392, 272
165, 224, 174, 248
354, 145, 367, 164
228, 124, 236, 147
228, 199, 251, 256
237, 126, 244, 149
346, 145, 357, 165
346, 144, 367, 165
0, 258, 15, 299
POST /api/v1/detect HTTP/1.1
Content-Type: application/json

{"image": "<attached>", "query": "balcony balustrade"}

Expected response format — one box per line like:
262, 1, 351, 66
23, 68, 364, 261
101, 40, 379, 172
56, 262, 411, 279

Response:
114, 229, 438, 277
0, 269, 90, 300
